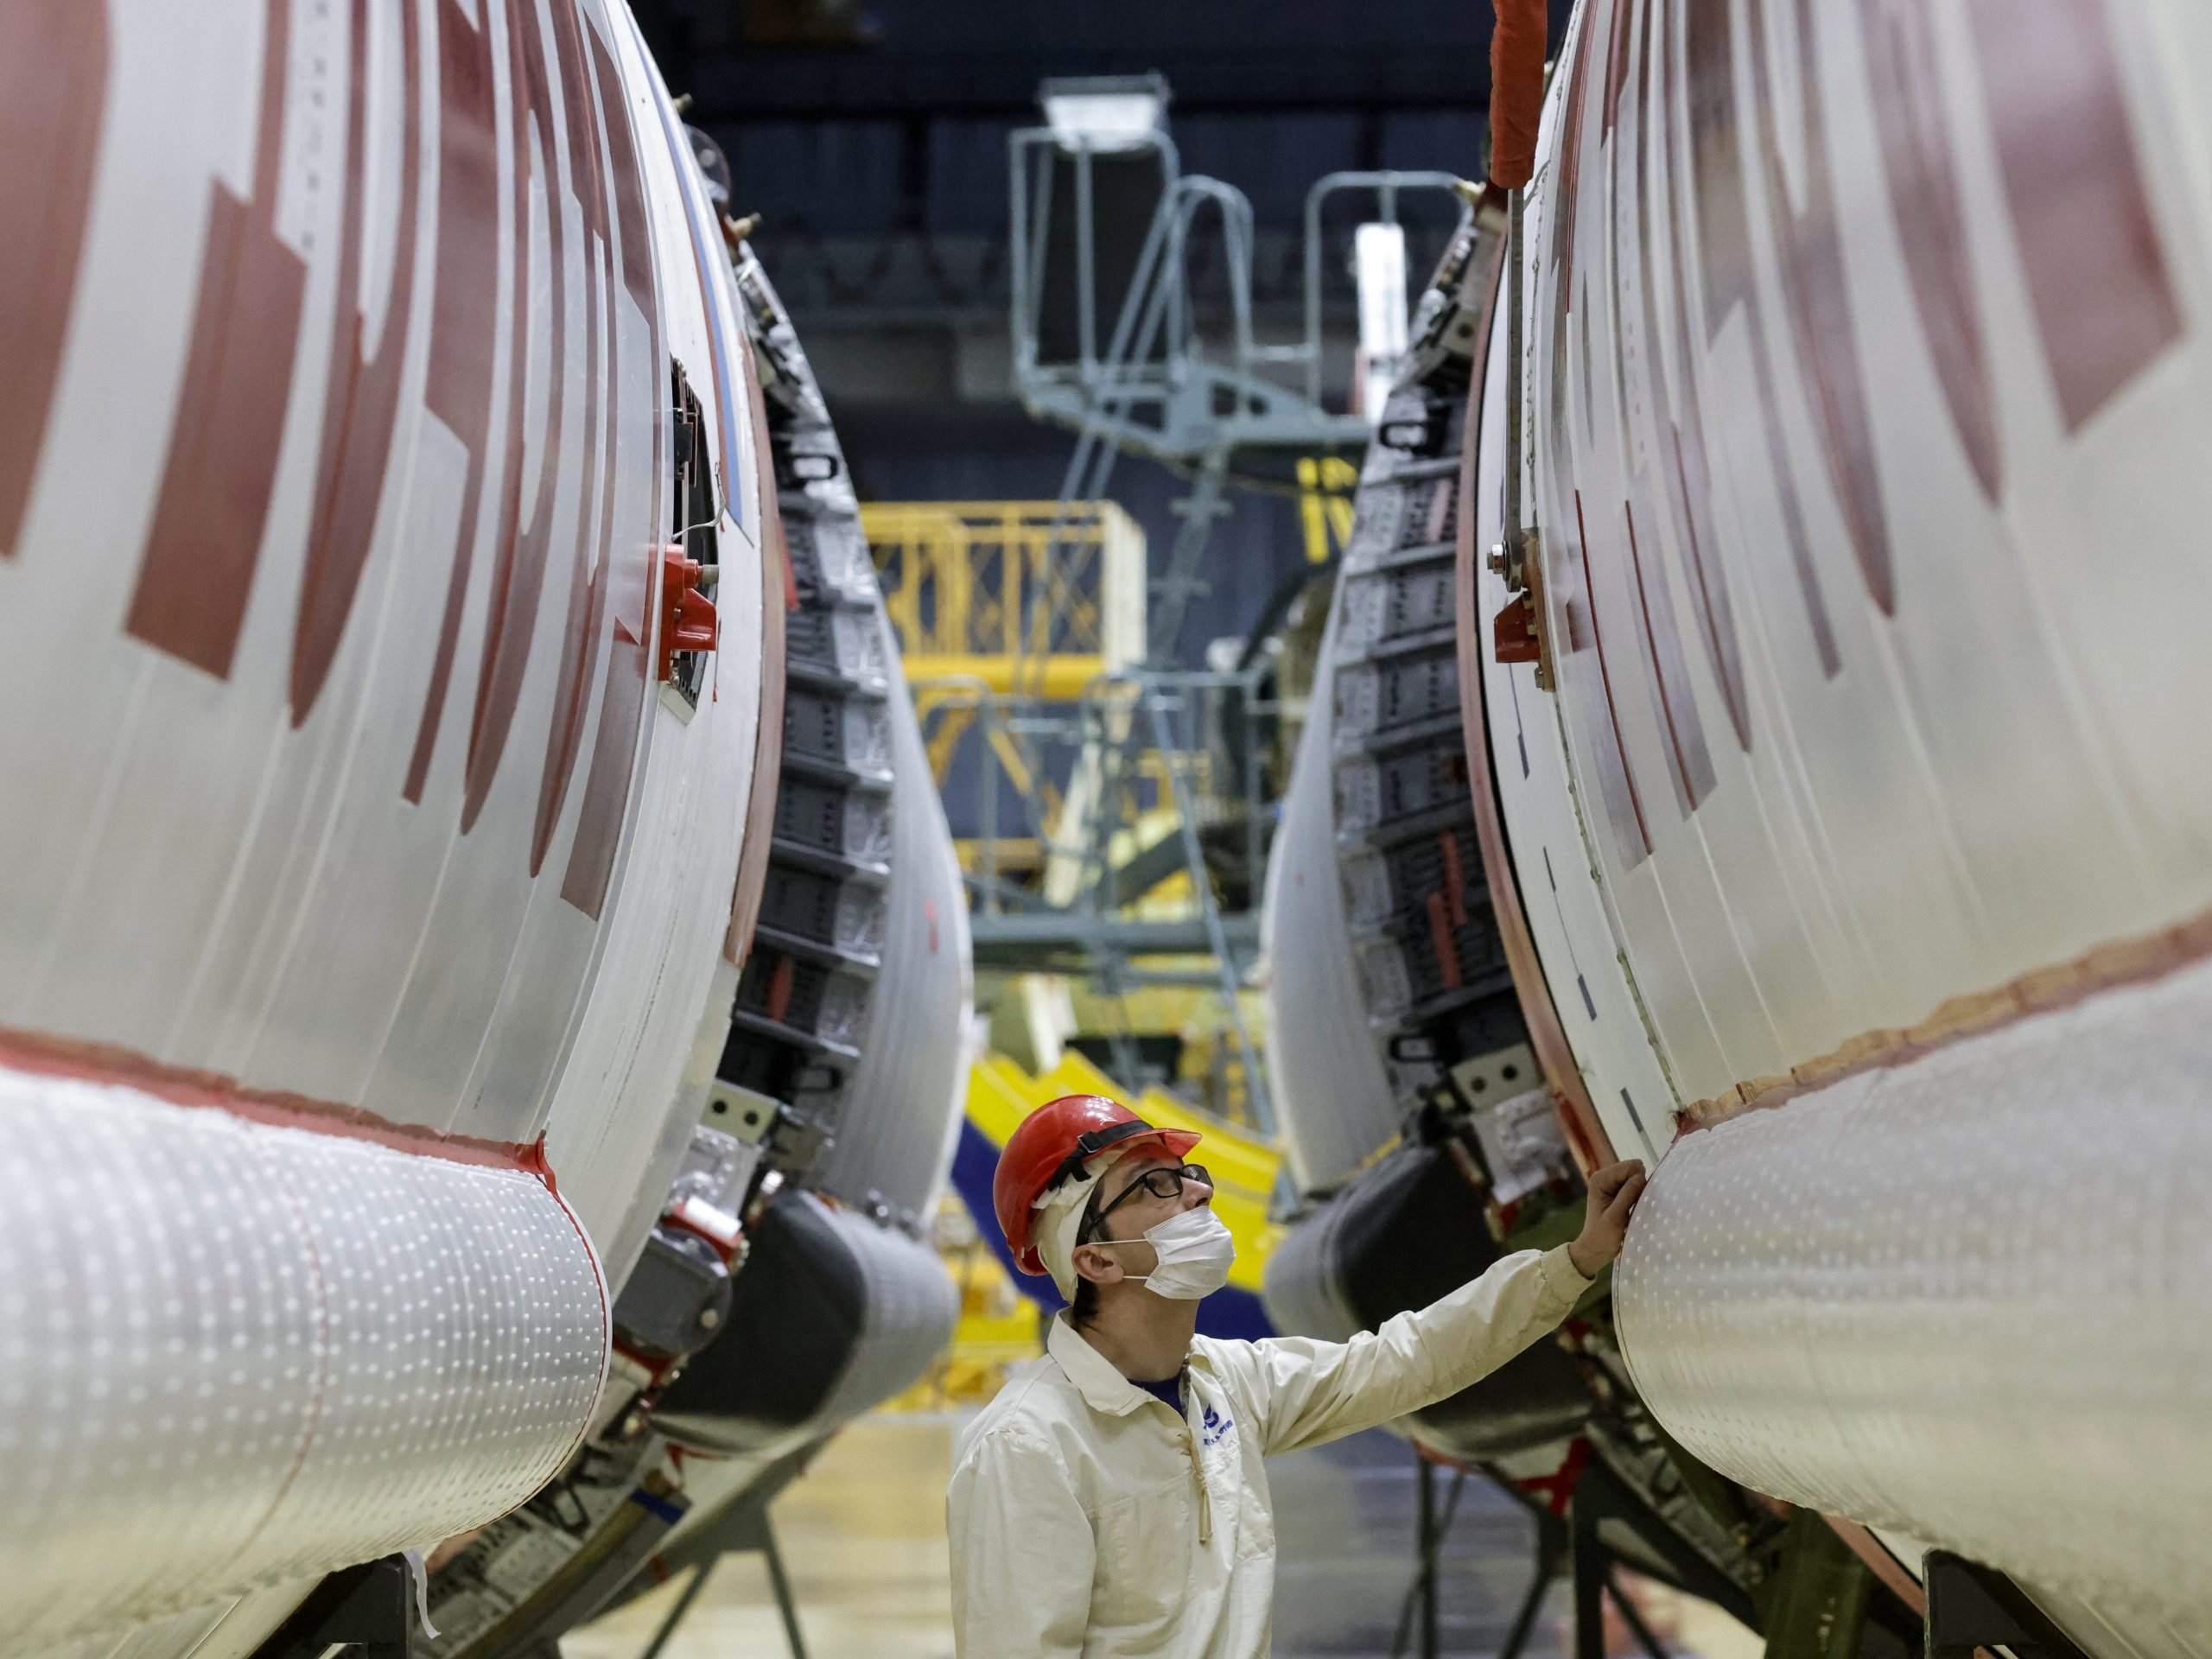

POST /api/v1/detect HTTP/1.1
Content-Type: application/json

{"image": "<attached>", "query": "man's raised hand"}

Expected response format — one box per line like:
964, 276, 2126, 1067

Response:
1566, 1159, 1648, 1279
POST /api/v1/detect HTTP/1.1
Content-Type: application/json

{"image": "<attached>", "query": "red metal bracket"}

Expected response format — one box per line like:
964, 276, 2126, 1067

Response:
657, 543, 718, 681
1493, 591, 1541, 664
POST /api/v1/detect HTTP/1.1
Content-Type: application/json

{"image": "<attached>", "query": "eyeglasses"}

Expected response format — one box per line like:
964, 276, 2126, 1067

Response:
1081, 1163, 1211, 1242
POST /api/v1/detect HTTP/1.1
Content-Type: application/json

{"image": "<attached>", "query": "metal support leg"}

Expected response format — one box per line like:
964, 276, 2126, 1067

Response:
759, 1516, 809, 1659
1416, 1457, 1440, 1659
1497, 1516, 1567, 1659
1572, 1478, 1608, 1659
1389, 1453, 1470, 1659
635, 1562, 715, 1659
1607, 1569, 1673, 1659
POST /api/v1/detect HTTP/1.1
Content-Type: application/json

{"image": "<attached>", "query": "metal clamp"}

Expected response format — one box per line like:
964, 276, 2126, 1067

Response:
1924, 1551, 2090, 1659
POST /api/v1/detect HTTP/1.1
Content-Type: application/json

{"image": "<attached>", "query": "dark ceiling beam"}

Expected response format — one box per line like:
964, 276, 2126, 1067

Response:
680, 59, 1498, 121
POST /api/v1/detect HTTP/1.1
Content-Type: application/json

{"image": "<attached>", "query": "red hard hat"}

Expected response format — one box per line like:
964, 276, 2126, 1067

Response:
992, 1095, 1202, 1275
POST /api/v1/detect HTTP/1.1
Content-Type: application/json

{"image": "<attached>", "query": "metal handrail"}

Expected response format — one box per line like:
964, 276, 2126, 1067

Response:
908, 659, 1283, 1125
1299, 169, 1470, 405
1007, 126, 1185, 391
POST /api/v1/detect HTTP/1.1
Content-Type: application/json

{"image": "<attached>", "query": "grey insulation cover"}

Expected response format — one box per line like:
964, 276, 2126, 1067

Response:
0, 1073, 606, 1658
810, 613, 973, 1219
1618, 955, 2212, 1645
1262, 588, 1402, 1194
653, 1188, 955, 1457
1256, 1194, 1363, 1344
810, 1192, 962, 1426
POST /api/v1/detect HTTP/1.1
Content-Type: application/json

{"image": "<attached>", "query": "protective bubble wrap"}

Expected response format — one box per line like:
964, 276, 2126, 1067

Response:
1615, 957, 2212, 1636
0, 1066, 609, 1656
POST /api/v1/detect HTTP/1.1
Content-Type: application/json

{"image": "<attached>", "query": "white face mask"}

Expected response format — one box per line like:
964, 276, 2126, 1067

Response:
1091, 1205, 1236, 1300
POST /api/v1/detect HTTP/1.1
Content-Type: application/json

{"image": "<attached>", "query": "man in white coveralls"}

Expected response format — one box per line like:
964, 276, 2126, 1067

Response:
949, 1091, 1646, 1657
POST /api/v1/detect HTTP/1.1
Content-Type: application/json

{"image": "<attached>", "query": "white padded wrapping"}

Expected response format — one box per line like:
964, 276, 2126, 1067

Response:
0, 1069, 608, 1656
1616, 958, 2212, 1639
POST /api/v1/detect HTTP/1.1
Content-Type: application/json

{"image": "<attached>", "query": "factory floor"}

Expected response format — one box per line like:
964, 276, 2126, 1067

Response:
569, 1417, 1764, 1659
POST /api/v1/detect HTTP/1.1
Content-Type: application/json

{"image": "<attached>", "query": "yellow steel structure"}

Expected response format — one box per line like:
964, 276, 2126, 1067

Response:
862, 499, 1147, 695
1295, 455, 1358, 563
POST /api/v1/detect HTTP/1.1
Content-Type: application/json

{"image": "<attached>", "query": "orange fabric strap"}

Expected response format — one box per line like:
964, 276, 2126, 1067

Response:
1489, 0, 1548, 189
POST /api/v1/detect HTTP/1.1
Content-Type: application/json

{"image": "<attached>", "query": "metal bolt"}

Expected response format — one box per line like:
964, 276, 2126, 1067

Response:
1486, 542, 1508, 576
699, 1307, 720, 1329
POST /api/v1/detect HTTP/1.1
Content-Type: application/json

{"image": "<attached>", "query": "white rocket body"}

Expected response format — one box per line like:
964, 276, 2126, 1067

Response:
0, 0, 784, 1649
1471, 0, 2212, 1641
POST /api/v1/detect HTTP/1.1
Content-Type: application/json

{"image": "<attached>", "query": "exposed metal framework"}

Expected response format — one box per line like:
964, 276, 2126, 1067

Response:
865, 499, 1147, 702
1007, 112, 1467, 669
910, 663, 1280, 1131
902, 105, 1482, 1130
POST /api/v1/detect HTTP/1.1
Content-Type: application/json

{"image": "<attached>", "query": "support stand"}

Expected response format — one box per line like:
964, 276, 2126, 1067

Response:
1606, 1569, 1674, 1659
632, 1510, 808, 1659
1389, 1451, 1466, 1659
249, 1556, 418, 1659
1496, 1515, 1567, 1659
635, 1564, 712, 1659
1485, 1497, 1675, 1659
1492, 1456, 1768, 1659
1416, 1456, 1441, 1659
1923, 1554, 2088, 1659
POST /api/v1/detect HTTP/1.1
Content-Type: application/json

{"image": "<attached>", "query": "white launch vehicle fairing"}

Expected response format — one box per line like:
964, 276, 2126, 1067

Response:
1269, 0, 2212, 1646
1501, 0, 2212, 1641
0, 3, 967, 1656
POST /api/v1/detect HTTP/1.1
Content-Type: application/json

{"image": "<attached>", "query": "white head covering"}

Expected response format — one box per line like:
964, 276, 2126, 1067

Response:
1033, 1149, 1129, 1300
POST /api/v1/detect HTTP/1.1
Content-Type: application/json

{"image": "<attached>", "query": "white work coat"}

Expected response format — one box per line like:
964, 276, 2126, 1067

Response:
946, 1244, 1590, 1658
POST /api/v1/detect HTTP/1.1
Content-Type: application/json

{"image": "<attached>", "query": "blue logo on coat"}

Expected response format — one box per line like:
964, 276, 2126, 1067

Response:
1200, 1402, 1235, 1448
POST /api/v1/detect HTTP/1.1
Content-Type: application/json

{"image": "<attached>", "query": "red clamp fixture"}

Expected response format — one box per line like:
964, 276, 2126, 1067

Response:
1493, 592, 1540, 665
657, 543, 719, 682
